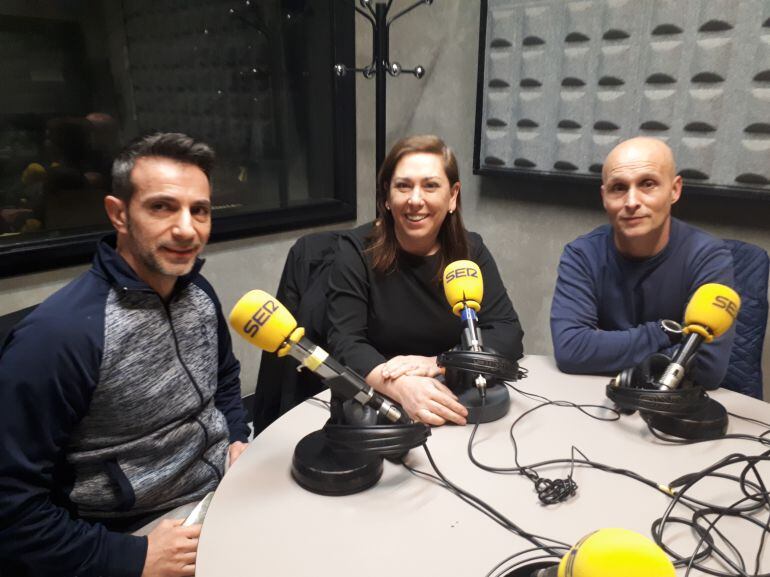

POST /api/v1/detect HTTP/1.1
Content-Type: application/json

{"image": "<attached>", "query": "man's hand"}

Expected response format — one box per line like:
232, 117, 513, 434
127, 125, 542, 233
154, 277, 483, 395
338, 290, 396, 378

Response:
141, 519, 201, 577
380, 355, 444, 381
389, 375, 468, 426
228, 441, 248, 467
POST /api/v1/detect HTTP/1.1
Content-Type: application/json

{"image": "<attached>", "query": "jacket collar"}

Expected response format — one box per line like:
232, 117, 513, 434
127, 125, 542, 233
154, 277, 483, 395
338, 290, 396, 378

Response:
92, 234, 205, 297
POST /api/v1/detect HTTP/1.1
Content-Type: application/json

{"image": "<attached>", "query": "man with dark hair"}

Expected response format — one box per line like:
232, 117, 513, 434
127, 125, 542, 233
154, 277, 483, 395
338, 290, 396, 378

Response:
0, 133, 250, 577
550, 136, 735, 389
110, 132, 216, 202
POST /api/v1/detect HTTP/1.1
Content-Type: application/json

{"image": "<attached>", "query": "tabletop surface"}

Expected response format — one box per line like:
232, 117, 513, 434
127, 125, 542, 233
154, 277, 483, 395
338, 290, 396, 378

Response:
197, 355, 770, 577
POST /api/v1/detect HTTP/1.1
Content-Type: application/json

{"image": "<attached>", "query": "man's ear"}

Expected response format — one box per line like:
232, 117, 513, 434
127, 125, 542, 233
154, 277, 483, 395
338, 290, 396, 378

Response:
670, 175, 683, 205
104, 195, 128, 233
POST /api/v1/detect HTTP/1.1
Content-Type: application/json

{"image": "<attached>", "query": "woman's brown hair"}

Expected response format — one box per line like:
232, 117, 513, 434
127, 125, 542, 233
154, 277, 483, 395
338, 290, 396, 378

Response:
367, 135, 469, 276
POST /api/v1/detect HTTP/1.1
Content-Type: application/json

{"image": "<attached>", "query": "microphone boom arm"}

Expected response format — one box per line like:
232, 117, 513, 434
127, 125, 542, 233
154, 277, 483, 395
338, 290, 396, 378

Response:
285, 336, 409, 424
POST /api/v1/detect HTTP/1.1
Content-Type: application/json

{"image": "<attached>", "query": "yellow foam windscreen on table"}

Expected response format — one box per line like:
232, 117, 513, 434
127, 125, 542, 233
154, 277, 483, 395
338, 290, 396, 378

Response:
229, 290, 298, 353
683, 283, 741, 342
557, 528, 675, 577
443, 260, 483, 316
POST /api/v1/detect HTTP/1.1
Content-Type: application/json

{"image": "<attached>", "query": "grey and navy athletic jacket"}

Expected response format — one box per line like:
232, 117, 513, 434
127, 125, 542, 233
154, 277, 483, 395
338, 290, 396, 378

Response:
0, 236, 250, 577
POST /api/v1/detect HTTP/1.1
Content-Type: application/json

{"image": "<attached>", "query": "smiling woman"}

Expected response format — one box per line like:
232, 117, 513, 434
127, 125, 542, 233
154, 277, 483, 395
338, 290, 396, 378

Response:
387, 152, 458, 257
367, 135, 468, 277
326, 135, 525, 427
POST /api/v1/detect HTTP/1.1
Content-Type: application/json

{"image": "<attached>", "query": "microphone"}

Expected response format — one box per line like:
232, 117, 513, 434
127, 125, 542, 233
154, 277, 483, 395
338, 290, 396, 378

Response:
443, 259, 483, 349
229, 289, 409, 424
530, 528, 675, 577
657, 283, 740, 390
443, 260, 487, 394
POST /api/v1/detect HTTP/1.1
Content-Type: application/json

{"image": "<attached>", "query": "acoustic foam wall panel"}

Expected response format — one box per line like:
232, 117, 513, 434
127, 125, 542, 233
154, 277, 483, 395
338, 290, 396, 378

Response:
474, 0, 770, 196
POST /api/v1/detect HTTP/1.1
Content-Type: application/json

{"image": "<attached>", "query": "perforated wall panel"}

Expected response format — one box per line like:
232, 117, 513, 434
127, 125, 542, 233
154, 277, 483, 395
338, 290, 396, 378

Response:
475, 0, 770, 195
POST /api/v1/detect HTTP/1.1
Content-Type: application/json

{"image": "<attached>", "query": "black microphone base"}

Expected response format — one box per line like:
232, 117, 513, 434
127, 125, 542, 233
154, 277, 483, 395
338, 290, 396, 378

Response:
457, 382, 510, 424
291, 429, 383, 495
502, 561, 558, 577
642, 397, 728, 440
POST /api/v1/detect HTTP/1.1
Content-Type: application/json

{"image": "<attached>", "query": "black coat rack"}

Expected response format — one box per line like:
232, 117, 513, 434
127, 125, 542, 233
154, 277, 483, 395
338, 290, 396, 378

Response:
335, 0, 433, 175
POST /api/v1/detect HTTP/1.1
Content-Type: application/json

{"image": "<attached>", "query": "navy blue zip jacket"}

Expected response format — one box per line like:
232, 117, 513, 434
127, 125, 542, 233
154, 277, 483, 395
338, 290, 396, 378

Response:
0, 236, 249, 576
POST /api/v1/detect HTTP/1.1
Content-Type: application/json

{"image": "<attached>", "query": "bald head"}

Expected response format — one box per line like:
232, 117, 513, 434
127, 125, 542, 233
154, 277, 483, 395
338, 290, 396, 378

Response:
599, 136, 683, 258
602, 137, 677, 183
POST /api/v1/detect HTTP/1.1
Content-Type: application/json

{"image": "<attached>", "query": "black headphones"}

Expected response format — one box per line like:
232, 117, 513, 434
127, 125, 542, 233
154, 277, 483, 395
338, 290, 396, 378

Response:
607, 353, 708, 414
606, 353, 727, 439
290, 396, 430, 495
606, 353, 708, 414
438, 349, 520, 381
613, 352, 672, 390
321, 396, 430, 456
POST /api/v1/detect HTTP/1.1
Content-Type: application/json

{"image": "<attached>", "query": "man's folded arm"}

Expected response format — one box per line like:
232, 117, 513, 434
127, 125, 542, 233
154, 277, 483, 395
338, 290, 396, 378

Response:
550, 247, 670, 374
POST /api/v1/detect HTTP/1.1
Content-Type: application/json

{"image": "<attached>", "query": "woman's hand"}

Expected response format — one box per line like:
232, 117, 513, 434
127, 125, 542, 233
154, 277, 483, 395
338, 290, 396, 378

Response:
380, 355, 445, 381
388, 375, 467, 426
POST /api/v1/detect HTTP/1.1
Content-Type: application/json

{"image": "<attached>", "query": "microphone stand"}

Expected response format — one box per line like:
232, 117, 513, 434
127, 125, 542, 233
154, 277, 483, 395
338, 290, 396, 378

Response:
291, 361, 427, 495
292, 383, 386, 496
445, 318, 512, 424
607, 350, 729, 440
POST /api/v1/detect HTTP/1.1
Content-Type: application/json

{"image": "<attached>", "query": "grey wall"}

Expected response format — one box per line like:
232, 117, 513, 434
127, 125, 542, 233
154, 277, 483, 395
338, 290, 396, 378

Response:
2, 1, 768, 399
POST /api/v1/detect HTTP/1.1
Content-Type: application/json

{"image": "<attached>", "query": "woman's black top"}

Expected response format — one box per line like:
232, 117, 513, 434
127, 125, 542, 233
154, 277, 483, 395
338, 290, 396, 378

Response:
327, 223, 524, 378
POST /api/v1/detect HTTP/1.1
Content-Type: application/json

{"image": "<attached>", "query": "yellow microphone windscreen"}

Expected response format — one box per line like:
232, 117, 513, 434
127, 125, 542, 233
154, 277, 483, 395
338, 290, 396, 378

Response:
683, 283, 741, 340
557, 528, 675, 577
229, 290, 297, 353
443, 260, 483, 316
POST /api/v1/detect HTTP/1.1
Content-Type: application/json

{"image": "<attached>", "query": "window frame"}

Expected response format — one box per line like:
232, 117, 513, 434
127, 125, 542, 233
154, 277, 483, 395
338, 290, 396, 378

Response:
0, 2, 356, 277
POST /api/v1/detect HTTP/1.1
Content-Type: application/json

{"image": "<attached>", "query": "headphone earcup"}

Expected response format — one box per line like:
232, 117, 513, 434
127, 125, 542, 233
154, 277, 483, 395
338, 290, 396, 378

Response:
628, 353, 672, 389
323, 422, 431, 456
617, 366, 636, 389
326, 397, 430, 457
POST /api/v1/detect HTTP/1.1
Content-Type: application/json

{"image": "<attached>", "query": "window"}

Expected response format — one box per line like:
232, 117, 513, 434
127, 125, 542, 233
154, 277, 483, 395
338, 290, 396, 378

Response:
0, 0, 355, 276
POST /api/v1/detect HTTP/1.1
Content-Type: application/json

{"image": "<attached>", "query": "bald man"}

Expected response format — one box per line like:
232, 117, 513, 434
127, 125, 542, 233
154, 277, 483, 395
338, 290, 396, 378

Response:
550, 137, 735, 389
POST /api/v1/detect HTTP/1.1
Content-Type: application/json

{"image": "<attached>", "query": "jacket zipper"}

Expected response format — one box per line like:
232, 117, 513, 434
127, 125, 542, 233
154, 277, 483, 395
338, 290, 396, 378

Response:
162, 299, 223, 482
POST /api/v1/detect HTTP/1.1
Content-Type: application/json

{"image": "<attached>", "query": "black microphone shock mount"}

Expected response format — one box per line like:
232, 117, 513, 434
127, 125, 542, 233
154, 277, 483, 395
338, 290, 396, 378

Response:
289, 343, 430, 495
606, 324, 729, 440
438, 317, 520, 424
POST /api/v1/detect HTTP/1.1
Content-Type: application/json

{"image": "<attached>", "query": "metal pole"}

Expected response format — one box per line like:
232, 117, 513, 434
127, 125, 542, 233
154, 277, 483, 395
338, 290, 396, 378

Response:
375, 2, 388, 174
334, 0, 430, 189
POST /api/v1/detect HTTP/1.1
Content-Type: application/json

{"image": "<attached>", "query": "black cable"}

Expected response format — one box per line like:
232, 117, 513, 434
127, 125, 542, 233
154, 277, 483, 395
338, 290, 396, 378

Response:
647, 424, 770, 448
466, 382, 770, 576
469, 383, 620, 504
728, 411, 770, 430
485, 548, 562, 577
399, 391, 570, 559
650, 451, 770, 576
304, 397, 331, 410
302, 376, 769, 574
402, 444, 570, 557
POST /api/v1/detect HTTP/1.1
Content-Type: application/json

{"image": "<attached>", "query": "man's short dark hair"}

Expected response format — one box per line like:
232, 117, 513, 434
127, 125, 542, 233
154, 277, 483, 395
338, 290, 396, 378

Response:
111, 132, 215, 201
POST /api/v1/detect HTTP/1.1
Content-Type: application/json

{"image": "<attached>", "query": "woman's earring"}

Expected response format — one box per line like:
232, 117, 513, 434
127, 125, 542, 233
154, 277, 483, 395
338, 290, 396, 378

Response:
385, 203, 391, 211
449, 209, 454, 215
